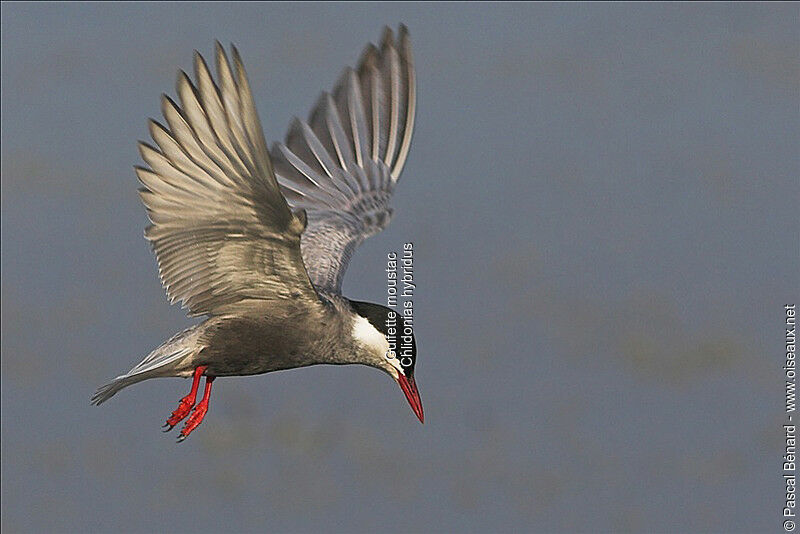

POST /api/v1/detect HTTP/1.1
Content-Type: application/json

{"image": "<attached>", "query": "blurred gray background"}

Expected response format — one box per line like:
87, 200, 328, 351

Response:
2, 2, 797, 533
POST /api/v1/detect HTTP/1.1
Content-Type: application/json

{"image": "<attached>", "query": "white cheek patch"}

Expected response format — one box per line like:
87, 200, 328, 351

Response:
352, 315, 404, 378
352, 315, 389, 354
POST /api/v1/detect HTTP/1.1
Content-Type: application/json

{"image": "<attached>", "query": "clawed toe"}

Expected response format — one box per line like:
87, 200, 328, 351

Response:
173, 375, 215, 443
162, 366, 208, 433
177, 402, 210, 441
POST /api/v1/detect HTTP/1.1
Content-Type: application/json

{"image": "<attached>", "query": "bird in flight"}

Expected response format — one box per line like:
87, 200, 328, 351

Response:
92, 26, 421, 441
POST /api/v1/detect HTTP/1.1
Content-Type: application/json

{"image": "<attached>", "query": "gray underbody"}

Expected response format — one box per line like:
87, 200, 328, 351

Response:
91, 294, 365, 405
196, 295, 355, 376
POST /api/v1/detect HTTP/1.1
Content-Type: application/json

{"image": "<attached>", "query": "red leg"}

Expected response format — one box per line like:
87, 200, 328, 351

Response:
163, 365, 207, 431
177, 376, 215, 442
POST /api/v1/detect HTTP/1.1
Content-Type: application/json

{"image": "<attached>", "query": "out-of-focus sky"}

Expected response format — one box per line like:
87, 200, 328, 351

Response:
1, 2, 797, 532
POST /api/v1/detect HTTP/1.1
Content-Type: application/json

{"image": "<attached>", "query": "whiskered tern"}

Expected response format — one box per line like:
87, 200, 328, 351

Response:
91, 26, 422, 441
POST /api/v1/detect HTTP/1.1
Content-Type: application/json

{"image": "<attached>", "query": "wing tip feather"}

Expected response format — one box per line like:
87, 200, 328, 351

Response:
380, 26, 395, 50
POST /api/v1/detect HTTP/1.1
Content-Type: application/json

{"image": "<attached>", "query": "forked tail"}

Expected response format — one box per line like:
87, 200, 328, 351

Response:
91, 325, 202, 405
91, 373, 153, 405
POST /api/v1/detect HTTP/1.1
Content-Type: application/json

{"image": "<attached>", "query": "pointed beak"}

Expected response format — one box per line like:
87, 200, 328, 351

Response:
397, 374, 424, 423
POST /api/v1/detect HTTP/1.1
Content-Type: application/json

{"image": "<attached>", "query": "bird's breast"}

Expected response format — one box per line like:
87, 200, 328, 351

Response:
197, 313, 344, 377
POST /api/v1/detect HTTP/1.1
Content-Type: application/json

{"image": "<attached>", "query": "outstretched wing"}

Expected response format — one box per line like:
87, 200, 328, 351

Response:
137, 43, 317, 317
272, 25, 416, 295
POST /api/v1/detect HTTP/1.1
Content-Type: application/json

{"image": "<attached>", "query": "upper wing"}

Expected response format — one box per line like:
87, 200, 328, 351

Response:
272, 25, 416, 295
137, 43, 317, 317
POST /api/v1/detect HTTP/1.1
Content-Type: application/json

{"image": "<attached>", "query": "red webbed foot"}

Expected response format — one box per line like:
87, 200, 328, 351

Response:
163, 365, 207, 432
177, 376, 215, 442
